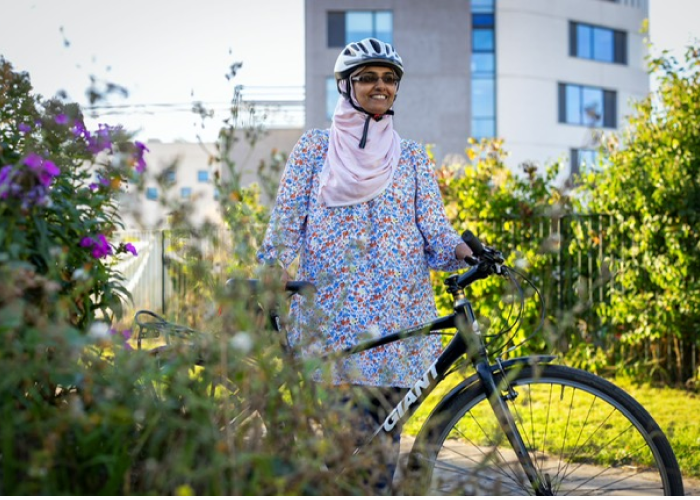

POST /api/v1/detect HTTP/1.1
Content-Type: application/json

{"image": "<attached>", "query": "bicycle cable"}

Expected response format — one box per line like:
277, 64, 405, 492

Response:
499, 265, 547, 356
482, 265, 523, 341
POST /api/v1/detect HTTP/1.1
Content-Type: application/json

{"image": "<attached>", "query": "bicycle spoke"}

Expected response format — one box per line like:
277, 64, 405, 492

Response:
412, 366, 681, 496
560, 438, 660, 495
423, 453, 531, 495
464, 411, 528, 484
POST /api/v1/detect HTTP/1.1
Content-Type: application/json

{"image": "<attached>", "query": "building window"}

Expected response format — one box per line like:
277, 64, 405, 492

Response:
180, 187, 192, 199
570, 22, 627, 64
471, 0, 495, 12
164, 169, 176, 185
571, 148, 599, 176
558, 83, 617, 128
326, 77, 338, 121
146, 187, 158, 201
471, 1, 496, 140
327, 11, 393, 47
197, 170, 209, 182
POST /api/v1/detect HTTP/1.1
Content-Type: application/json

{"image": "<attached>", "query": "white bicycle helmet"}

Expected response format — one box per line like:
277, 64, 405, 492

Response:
334, 37, 404, 81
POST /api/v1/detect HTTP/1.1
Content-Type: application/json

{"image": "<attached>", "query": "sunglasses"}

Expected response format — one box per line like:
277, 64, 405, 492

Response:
350, 74, 401, 86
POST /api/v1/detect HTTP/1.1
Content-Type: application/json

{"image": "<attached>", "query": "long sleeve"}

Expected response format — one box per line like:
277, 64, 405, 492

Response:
257, 130, 317, 267
412, 143, 466, 272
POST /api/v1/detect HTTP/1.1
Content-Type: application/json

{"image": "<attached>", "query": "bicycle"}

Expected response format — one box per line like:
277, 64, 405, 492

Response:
133, 230, 684, 495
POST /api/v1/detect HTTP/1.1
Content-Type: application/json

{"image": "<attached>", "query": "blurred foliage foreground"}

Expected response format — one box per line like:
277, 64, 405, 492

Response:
2, 42, 700, 493
0, 57, 395, 495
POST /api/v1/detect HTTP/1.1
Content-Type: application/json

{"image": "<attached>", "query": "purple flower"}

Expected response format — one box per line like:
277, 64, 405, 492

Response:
92, 234, 113, 259
89, 182, 99, 191
109, 328, 134, 351
72, 121, 90, 141
18, 123, 31, 133
133, 141, 149, 173
37, 160, 60, 187
124, 243, 138, 256
0, 165, 12, 185
23, 153, 60, 187
23, 153, 43, 169
55, 114, 69, 125
81, 234, 112, 259
87, 124, 114, 154
80, 236, 94, 248
0, 165, 16, 199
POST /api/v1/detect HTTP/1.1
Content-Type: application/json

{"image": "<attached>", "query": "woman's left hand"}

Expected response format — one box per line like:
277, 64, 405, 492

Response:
455, 242, 473, 260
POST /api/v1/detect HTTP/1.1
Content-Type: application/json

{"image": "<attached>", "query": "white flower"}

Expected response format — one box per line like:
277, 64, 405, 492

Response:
230, 332, 253, 354
72, 268, 90, 281
87, 321, 110, 340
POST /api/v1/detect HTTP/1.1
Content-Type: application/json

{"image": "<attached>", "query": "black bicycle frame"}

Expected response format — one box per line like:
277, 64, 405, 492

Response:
325, 293, 552, 494
261, 268, 552, 494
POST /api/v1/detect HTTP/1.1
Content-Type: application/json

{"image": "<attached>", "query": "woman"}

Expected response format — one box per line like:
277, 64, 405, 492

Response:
258, 37, 473, 492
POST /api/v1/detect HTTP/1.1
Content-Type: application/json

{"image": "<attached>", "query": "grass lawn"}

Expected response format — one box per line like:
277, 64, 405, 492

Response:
404, 369, 700, 480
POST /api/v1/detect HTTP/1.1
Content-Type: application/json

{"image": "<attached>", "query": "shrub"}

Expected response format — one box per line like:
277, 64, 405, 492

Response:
573, 46, 700, 385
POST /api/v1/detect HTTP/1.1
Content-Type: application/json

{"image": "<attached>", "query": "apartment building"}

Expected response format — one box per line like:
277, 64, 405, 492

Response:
304, 0, 650, 181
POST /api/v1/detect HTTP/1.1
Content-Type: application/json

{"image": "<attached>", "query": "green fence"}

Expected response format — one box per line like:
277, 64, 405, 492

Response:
114, 217, 698, 385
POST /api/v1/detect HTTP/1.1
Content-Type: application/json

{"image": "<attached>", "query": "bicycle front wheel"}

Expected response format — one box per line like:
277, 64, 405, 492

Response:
407, 364, 683, 495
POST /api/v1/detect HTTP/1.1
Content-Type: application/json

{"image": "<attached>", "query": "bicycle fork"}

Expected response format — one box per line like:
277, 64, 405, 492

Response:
459, 302, 552, 495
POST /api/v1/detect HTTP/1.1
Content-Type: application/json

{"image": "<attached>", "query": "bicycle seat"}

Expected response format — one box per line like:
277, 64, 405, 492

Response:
225, 278, 316, 296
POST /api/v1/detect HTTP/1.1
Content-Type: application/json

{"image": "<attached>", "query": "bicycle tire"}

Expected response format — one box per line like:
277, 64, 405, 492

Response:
405, 364, 684, 496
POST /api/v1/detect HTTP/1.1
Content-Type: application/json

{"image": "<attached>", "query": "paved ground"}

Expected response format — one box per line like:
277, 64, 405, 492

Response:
396, 435, 700, 496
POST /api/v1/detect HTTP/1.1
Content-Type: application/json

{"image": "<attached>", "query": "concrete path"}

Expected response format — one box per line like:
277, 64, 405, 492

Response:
396, 435, 700, 496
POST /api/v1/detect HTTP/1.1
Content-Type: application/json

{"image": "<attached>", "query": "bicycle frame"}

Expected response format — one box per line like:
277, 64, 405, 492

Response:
293, 264, 556, 494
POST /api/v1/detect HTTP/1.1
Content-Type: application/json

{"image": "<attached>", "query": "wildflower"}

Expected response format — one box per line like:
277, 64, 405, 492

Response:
0, 165, 19, 199
71, 268, 90, 281
23, 153, 60, 187
230, 332, 253, 354
80, 234, 113, 259
92, 234, 113, 259
133, 141, 149, 173
88, 321, 111, 340
18, 123, 31, 133
111, 328, 134, 351
23, 152, 42, 169
0, 165, 13, 185
55, 113, 68, 125
72, 121, 90, 141
124, 242, 138, 256
87, 124, 115, 154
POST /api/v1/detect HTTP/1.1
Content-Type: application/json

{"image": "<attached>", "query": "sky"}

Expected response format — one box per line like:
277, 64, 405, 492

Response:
0, 0, 699, 143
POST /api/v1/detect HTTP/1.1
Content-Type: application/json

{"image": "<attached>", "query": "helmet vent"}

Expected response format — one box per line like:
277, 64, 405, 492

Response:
369, 38, 381, 52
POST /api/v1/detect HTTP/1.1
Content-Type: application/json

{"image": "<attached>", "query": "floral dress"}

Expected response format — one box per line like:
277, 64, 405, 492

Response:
258, 129, 466, 388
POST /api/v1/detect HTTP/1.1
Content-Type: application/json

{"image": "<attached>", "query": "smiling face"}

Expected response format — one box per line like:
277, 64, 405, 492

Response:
352, 65, 399, 116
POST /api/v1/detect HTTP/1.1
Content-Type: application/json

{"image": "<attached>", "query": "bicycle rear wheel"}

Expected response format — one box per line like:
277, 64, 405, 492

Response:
406, 365, 683, 495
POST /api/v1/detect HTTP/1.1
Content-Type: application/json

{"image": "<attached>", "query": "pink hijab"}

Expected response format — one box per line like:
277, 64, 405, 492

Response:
319, 79, 401, 207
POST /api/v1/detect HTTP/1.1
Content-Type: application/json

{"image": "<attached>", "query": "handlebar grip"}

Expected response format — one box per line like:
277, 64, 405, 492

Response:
461, 230, 485, 257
